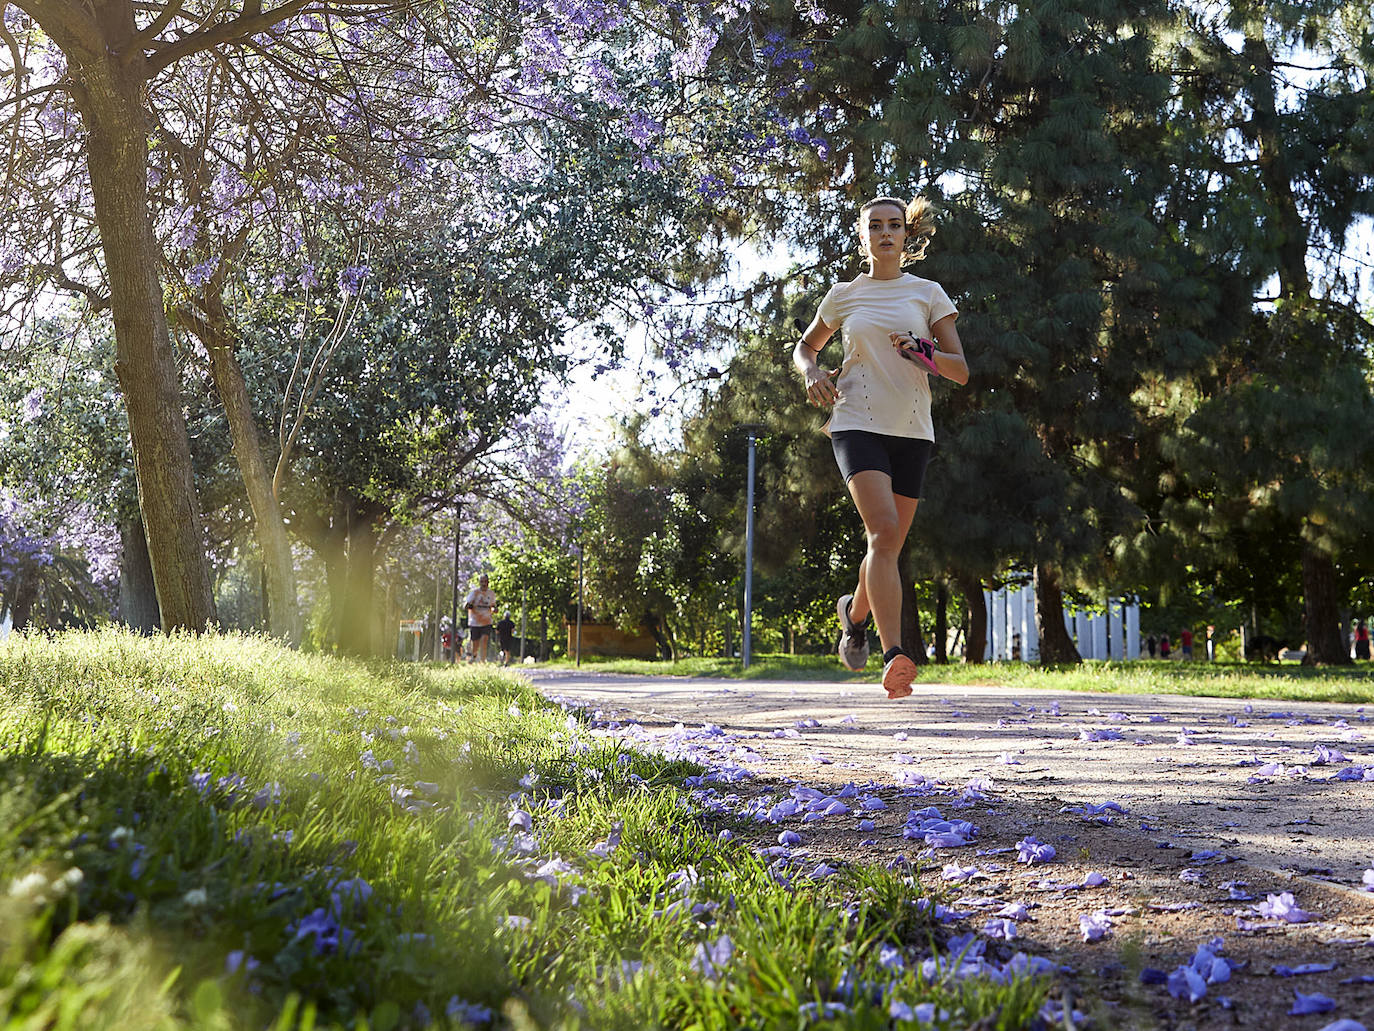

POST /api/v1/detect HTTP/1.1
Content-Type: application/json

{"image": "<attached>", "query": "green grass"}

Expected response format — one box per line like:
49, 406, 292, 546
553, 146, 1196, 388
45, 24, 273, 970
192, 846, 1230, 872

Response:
546, 653, 1374, 703
0, 629, 1049, 1030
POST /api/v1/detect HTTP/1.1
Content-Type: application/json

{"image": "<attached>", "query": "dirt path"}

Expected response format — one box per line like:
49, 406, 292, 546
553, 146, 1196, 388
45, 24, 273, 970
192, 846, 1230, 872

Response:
527, 669, 1374, 1029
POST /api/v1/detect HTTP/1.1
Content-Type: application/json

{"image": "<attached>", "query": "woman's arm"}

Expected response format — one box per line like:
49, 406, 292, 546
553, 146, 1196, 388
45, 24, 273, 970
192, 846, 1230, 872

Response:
793, 315, 840, 407
930, 314, 969, 386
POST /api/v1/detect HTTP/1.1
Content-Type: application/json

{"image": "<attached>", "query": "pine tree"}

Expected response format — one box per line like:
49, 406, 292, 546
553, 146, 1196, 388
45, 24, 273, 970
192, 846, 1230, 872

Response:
1160, 0, 1374, 663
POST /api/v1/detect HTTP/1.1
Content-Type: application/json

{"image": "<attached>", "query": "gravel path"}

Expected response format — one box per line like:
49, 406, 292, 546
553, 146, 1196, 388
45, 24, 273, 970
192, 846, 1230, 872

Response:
525, 668, 1374, 1028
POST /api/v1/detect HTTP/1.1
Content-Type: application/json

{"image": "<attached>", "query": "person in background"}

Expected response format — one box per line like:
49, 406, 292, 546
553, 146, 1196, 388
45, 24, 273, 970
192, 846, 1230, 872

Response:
496, 611, 517, 666
463, 573, 498, 663
1355, 619, 1370, 661
1146, 633, 1157, 659
1160, 634, 1172, 660
1179, 627, 1193, 660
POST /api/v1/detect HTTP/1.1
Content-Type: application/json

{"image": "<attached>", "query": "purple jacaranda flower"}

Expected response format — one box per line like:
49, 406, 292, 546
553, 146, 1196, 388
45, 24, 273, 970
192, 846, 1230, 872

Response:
1083, 871, 1108, 887
509, 808, 533, 833
1080, 911, 1112, 941
1039, 1000, 1089, 1025
252, 782, 282, 809
1272, 962, 1337, 976
20, 388, 43, 423
1254, 892, 1317, 923
1289, 990, 1336, 1015
329, 877, 372, 914
1362, 869, 1374, 891
1016, 836, 1056, 864
533, 859, 577, 887
777, 830, 800, 846
225, 950, 260, 974
984, 918, 1018, 940
858, 819, 875, 831
807, 863, 839, 879
942, 863, 977, 881
1168, 964, 1208, 1001
446, 997, 493, 1024
877, 944, 904, 971
995, 901, 1031, 921
997, 752, 1023, 764
588, 821, 623, 858
1062, 801, 1127, 821
1313, 1021, 1368, 1031
690, 934, 733, 981
799, 1003, 850, 1020
1310, 744, 1348, 765
290, 908, 353, 954
717, 830, 733, 842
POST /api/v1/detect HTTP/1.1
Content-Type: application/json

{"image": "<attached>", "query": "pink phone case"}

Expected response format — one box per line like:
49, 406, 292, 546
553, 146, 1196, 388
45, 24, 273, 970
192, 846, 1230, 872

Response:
900, 336, 941, 376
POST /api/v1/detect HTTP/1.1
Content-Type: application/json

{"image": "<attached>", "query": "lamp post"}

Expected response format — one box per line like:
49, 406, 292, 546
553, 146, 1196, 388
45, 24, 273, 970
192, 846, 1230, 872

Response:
575, 539, 584, 668
741, 424, 764, 670
450, 499, 462, 664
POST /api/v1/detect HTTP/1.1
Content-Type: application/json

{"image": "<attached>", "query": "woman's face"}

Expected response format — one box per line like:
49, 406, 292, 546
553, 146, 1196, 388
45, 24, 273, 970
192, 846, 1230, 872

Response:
860, 203, 906, 262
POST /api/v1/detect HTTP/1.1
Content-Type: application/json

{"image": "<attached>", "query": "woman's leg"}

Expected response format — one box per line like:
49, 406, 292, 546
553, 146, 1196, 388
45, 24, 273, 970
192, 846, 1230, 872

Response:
845, 470, 920, 652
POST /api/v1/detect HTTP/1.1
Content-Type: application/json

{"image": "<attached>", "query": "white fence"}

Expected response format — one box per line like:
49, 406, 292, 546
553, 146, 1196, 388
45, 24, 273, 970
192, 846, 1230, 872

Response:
982, 586, 1140, 662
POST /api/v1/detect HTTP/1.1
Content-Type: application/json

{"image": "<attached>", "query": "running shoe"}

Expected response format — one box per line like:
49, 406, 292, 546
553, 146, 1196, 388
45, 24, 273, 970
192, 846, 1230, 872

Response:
881, 651, 917, 700
836, 594, 870, 671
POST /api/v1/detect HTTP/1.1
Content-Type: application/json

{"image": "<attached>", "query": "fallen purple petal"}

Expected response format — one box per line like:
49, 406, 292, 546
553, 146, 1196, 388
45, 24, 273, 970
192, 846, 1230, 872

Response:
1254, 892, 1318, 923
1016, 836, 1056, 864
1289, 990, 1336, 1016
1272, 962, 1337, 977
1079, 911, 1112, 941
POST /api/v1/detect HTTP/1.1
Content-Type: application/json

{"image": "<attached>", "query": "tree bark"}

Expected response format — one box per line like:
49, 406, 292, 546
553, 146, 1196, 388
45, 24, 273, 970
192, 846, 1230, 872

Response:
1034, 561, 1082, 665
954, 570, 987, 664
117, 514, 161, 633
934, 579, 949, 664
198, 292, 301, 645
898, 557, 927, 665
338, 504, 380, 656
1301, 542, 1350, 665
8, 567, 39, 630
57, 20, 216, 632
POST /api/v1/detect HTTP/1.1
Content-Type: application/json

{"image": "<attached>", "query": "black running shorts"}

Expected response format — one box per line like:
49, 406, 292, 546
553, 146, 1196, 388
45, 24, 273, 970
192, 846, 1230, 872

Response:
831, 430, 933, 500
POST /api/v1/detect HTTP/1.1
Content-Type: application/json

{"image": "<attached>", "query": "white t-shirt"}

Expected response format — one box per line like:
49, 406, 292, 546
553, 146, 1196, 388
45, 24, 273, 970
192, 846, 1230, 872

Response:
464, 587, 497, 627
816, 272, 958, 440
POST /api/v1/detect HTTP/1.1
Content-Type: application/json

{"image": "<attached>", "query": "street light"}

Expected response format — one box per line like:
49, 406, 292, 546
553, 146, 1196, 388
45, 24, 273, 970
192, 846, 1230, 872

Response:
450, 499, 462, 663
575, 538, 584, 667
741, 424, 764, 670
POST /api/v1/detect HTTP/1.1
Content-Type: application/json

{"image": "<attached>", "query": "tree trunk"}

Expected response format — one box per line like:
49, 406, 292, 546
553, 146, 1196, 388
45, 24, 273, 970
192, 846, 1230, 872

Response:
338, 505, 380, 656
898, 556, 927, 665
1301, 542, 1350, 665
9, 567, 39, 630
954, 571, 987, 665
1034, 561, 1082, 665
71, 56, 215, 633
934, 579, 949, 664
199, 293, 301, 645
117, 514, 160, 633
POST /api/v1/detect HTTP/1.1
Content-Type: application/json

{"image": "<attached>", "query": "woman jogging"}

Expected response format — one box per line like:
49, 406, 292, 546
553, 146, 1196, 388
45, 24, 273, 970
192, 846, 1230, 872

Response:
793, 196, 968, 698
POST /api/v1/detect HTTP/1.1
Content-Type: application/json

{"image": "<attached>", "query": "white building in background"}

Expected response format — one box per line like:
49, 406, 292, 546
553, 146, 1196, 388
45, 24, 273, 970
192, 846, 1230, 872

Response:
982, 585, 1141, 661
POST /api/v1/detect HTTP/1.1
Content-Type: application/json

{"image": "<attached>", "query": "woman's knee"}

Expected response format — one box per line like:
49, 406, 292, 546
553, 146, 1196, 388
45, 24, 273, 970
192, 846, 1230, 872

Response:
865, 519, 904, 557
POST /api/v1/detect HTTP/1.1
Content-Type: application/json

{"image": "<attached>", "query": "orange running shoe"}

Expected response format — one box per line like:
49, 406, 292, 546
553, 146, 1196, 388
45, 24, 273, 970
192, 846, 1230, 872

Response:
881, 652, 917, 699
